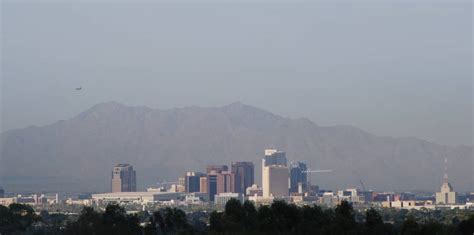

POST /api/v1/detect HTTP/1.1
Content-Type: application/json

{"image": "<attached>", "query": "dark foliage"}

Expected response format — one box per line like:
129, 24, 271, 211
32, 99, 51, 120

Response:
208, 199, 474, 235
0, 201, 473, 235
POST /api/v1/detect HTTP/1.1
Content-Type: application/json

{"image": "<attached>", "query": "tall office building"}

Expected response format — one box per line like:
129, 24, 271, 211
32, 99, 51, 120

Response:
206, 165, 228, 174
231, 162, 254, 195
263, 165, 289, 197
207, 173, 219, 202
111, 164, 137, 193
290, 162, 308, 193
262, 149, 289, 198
199, 176, 208, 193
185, 172, 204, 193
263, 149, 287, 167
0, 187, 4, 198
207, 170, 239, 201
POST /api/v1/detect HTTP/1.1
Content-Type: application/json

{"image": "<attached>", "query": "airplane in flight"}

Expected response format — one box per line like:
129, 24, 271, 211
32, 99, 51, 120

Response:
75, 87, 82, 91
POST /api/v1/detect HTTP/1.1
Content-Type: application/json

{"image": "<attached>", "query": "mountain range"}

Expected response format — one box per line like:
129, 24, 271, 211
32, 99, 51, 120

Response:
1, 102, 472, 193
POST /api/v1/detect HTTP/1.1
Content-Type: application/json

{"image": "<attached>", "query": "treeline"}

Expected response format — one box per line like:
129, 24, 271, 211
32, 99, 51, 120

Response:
65, 205, 194, 235
209, 199, 474, 235
1, 201, 474, 235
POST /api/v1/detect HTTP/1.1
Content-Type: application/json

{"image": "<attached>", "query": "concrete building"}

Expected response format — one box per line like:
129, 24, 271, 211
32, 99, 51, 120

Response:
207, 170, 239, 202
185, 172, 204, 193
435, 159, 457, 205
262, 149, 288, 198
246, 184, 263, 197
436, 177, 457, 205
178, 177, 185, 188
199, 176, 208, 193
215, 193, 242, 206
112, 164, 137, 193
206, 165, 228, 174
263, 165, 289, 197
92, 192, 182, 204
231, 161, 255, 195
322, 192, 337, 207
290, 162, 307, 193
263, 149, 287, 167
0, 197, 16, 206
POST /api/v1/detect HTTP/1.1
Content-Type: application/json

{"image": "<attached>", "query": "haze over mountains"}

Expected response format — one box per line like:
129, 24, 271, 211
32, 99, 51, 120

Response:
1, 102, 472, 193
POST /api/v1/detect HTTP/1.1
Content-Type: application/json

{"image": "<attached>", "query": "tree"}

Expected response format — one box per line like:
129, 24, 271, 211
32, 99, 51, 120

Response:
9, 203, 38, 231
334, 200, 357, 233
401, 216, 420, 235
223, 198, 243, 232
458, 214, 474, 235
257, 205, 277, 234
365, 208, 386, 235
209, 210, 224, 233
66, 206, 101, 235
153, 210, 165, 233
242, 200, 258, 232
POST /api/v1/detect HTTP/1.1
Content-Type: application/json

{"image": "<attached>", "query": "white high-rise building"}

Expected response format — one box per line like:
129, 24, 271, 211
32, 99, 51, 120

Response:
262, 149, 289, 198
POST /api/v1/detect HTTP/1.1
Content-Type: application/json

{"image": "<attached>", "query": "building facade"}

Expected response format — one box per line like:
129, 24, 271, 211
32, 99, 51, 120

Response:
199, 176, 208, 193
185, 172, 204, 193
262, 149, 289, 198
112, 164, 137, 193
231, 161, 254, 195
207, 170, 239, 201
263, 165, 289, 197
206, 165, 228, 174
289, 162, 307, 193
435, 160, 457, 205
436, 178, 457, 204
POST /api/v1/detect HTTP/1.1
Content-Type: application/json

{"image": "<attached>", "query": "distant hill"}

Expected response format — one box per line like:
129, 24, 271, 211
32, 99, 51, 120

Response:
1, 102, 472, 192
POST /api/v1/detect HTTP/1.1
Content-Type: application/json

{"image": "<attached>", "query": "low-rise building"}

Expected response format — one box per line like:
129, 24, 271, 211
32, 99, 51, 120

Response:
214, 193, 242, 206
92, 192, 183, 204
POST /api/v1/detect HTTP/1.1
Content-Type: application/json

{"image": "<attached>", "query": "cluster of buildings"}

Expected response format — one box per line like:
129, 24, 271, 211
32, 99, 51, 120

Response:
86, 149, 473, 210
0, 192, 59, 206
91, 149, 319, 206
0, 151, 472, 211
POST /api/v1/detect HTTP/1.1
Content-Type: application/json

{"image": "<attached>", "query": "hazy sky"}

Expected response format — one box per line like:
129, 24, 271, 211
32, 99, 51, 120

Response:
2, 0, 472, 146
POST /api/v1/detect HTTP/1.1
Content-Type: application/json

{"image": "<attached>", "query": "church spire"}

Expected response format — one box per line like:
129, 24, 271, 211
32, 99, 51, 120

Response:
443, 157, 448, 183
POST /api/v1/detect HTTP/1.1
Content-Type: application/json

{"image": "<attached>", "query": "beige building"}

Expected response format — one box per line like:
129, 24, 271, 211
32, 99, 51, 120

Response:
263, 165, 289, 197
435, 179, 457, 205
112, 164, 137, 193
435, 160, 457, 205
262, 149, 289, 198
199, 176, 208, 193
0, 197, 16, 206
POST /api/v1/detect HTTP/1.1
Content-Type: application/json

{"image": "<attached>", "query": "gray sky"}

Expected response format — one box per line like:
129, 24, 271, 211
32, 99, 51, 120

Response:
2, 0, 472, 146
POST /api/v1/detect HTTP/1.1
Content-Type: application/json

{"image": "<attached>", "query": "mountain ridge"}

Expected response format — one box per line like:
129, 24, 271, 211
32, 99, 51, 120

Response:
1, 102, 472, 192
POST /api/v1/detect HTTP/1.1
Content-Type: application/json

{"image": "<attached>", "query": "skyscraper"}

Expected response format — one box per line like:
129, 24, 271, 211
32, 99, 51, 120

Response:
199, 176, 208, 193
206, 165, 228, 174
231, 161, 254, 195
185, 172, 204, 193
112, 164, 137, 192
290, 162, 308, 193
263, 149, 287, 167
263, 165, 289, 197
207, 173, 218, 202
207, 169, 239, 201
262, 149, 289, 198
0, 187, 4, 198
